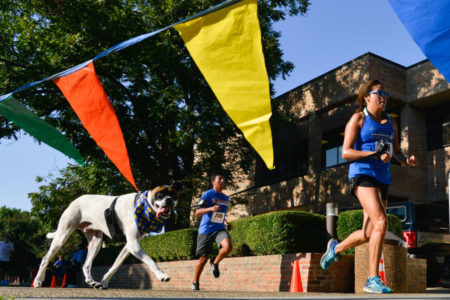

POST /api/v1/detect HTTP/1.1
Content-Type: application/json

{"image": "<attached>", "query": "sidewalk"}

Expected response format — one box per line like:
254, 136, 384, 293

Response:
0, 286, 449, 299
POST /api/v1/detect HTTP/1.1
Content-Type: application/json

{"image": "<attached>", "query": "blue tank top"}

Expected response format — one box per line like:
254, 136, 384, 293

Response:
348, 109, 394, 185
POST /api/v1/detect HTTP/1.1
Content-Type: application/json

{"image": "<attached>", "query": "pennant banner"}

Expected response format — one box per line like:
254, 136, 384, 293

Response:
388, 0, 450, 81
0, 95, 85, 166
175, 0, 274, 170
53, 62, 138, 191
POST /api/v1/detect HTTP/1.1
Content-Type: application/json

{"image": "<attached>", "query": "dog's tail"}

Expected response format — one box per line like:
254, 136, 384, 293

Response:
46, 232, 56, 239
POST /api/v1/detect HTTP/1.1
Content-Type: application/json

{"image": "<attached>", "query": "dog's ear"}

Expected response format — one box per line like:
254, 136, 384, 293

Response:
170, 181, 183, 193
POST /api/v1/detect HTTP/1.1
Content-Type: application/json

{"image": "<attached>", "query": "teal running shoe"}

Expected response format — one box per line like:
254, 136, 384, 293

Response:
363, 276, 393, 294
320, 238, 339, 270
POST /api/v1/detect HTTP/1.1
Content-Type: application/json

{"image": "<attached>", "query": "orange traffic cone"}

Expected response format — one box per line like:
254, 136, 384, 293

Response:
61, 274, 67, 288
31, 277, 36, 287
50, 276, 56, 288
289, 260, 303, 293
378, 252, 386, 284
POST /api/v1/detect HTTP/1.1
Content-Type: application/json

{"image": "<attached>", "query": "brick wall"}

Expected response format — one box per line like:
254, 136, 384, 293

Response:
90, 251, 426, 293
91, 253, 354, 292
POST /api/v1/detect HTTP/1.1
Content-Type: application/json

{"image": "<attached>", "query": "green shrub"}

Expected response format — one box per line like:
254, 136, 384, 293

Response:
93, 244, 140, 266
94, 228, 198, 266
229, 211, 327, 256
94, 211, 328, 265
337, 209, 402, 254
140, 228, 198, 261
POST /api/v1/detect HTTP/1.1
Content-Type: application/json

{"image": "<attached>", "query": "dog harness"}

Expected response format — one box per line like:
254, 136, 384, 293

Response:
134, 191, 167, 235
104, 197, 126, 242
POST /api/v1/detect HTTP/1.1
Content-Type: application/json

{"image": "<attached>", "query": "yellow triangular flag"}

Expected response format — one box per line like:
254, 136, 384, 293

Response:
175, 0, 274, 170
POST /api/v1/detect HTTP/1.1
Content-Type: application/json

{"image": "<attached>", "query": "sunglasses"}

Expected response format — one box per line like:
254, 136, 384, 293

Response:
368, 89, 390, 100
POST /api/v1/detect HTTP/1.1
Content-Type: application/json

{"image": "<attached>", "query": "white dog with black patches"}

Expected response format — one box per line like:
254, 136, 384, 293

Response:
33, 183, 180, 289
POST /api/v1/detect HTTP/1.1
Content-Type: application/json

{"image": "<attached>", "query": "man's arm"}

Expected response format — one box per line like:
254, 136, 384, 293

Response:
196, 205, 221, 216
193, 196, 221, 216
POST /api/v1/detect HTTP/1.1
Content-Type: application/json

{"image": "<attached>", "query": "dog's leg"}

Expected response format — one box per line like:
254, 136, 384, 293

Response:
100, 245, 130, 289
126, 240, 170, 282
34, 224, 77, 287
82, 230, 103, 289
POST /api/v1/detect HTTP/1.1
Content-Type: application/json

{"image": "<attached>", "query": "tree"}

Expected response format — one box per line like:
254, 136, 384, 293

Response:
0, 206, 46, 283
1, 0, 310, 228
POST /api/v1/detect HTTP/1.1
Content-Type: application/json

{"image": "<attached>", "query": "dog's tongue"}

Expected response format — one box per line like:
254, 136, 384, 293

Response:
156, 207, 169, 218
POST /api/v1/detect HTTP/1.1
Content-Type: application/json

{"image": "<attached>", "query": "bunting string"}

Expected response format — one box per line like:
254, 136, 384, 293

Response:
0, 0, 276, 191
0, 0, 241, 102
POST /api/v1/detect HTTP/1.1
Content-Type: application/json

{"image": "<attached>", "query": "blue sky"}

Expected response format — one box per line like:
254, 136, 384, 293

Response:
0, 0, 426, 212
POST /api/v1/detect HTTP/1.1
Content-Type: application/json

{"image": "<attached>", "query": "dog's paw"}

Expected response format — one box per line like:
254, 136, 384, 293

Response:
93, 282, 103, 289
157, 273, 170, 282
100, 281, 108, 290
33, 279, 42, 288
87, 280, 101, 289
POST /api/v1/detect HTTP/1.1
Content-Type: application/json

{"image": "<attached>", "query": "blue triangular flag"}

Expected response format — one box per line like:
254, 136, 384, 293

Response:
389, 0, 450, 81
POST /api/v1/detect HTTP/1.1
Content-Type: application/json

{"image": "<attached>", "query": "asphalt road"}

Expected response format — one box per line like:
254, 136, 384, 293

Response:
0, 286, 449, 299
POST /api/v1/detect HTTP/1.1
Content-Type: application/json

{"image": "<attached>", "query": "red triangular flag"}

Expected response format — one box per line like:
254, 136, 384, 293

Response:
54, 62, 137, 191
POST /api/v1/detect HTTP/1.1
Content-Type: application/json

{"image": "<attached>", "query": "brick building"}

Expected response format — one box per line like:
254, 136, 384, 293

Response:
225, 52, 449, 220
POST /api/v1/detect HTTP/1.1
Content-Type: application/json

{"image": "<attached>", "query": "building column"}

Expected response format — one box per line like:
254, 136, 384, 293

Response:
308, 112, 323, 173
400, 104, 428, 202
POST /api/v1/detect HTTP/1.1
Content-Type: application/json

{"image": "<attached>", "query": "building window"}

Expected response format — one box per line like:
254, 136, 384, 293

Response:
426, 102, 450, 151
325, 145, 346, 167
321, 127, 345, 168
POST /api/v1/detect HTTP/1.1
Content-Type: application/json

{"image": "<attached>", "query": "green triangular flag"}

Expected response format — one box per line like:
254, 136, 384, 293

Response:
0, 95, 85, 166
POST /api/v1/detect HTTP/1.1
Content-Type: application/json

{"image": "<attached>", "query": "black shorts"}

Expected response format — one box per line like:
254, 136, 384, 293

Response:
0, 260, 10, 271
349, 175, 389, 200
196, 230, 230, 257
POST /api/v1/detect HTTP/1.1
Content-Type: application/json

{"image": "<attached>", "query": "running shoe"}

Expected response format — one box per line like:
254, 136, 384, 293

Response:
320, 238, 339, 270
192, 282, 199, 291
210, 257, 220, 278
363, 276, 393, 294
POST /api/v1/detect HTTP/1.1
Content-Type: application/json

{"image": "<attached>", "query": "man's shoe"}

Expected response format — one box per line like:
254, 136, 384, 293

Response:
363, 276, 393, 294
320, 238, 339, 270
210, 258, 220, 278
192, 282, 199, 291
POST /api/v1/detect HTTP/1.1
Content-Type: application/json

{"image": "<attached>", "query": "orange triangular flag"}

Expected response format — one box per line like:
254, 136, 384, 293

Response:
54, 62, 137, 190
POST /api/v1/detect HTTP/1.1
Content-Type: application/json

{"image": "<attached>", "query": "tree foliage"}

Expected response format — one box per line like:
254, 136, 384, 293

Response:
0, 206, 46, 281
1, 0, 310, 228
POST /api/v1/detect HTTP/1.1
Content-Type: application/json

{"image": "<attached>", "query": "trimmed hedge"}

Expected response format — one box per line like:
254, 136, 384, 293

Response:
336, 209, 402, 254
140, 228, 198, 261
94, 228, 198, 266
94, 211, 327, 265
229, 211, 327, 256
93, 243, 140, 266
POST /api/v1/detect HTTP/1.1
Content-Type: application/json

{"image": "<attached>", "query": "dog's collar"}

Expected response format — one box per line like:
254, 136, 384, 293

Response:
134, 191, 167, 235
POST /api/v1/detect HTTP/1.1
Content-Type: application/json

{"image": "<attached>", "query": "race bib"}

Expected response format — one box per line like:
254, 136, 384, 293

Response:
211, 212, 225, 223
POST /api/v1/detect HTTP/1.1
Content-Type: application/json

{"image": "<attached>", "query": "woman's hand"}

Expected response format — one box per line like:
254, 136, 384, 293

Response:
379, 152, 391, 163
